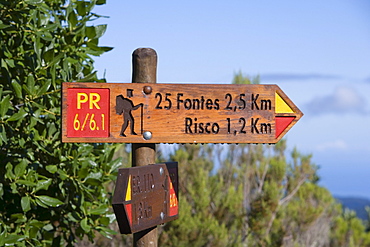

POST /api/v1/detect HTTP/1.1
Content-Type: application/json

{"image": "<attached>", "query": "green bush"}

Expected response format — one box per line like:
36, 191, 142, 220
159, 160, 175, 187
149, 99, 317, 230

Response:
0, 0, 121, 246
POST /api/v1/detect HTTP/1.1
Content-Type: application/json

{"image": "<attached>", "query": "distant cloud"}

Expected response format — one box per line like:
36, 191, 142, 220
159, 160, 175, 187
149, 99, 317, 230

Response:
316, 139, 348, 152
305, 86, 368, 115
261, 73, 341, 82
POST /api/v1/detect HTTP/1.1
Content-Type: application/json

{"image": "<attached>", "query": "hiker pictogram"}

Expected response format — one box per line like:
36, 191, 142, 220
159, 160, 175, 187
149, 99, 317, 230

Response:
116, 91, 143, 137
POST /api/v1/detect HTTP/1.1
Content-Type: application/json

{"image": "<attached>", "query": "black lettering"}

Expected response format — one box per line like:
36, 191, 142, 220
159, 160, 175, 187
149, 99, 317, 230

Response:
177, 93, 183, 109
206, 99, 213, 110
251, 118, 259, 134
200, 96, 205, 109
185, 118, 192, 133
193, 98, 200, 110
194, 118, 198, 132
184, 99, 192, 109
185, 117, 220, 134
227, 118, 231, 134
239, 117, 246, 134
212, 123, 220, 134
164, 93, 172, 109
225, 93, 232, 110
205, 123, 211, 133
239, 94, 246, 110
214, 99, 220, 110
260, 123, 271, 134
199, 122, 204, 133
251, 94, 259, 110
261, 99, 271, 110
155, 93, 163, 109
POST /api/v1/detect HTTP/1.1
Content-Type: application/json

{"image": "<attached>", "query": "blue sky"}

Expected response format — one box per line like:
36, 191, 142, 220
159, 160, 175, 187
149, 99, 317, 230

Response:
93, 1, 370, 198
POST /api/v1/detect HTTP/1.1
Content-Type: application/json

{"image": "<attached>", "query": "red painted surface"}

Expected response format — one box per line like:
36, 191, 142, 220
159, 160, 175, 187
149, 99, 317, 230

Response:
66, 88, 109, 137
125, 204, 132, 227
275, 116, 295, 138
169, 177, 178, 217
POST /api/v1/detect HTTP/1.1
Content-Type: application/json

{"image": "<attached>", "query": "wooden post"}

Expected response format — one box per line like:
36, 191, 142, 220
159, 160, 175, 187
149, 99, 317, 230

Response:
131, 48, 158, 247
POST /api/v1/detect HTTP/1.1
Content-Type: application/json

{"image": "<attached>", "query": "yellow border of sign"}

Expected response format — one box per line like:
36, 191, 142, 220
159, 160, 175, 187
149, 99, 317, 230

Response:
125, 175, 131, 201
275, 92, 294, 113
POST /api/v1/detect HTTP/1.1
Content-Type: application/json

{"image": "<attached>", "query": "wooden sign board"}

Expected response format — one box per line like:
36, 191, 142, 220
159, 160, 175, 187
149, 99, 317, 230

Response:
112, 162, 178, 234
62, 83, 303, 144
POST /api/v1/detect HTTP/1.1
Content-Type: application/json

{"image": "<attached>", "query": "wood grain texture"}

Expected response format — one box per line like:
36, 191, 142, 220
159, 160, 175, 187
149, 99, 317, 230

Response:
62, 83, 303, 144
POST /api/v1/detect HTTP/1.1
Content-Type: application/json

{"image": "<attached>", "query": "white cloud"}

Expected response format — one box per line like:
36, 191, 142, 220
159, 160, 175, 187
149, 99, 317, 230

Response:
305, 86, 368, 115
316, 139, 348, 152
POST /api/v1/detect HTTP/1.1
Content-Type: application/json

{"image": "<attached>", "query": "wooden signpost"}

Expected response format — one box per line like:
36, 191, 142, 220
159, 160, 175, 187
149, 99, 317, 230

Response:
62, 48, 303, 247
62, 83, 302, 144
112, 162, 178, 234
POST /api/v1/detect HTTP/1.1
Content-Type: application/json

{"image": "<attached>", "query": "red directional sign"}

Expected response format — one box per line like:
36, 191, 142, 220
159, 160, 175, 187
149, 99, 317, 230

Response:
62, 83, 303, 144
112, 162, 178, 234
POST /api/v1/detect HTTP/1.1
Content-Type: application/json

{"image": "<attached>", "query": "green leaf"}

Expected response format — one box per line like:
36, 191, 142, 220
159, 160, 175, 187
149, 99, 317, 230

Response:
85, 171, 102, 180
68, 10, 78, 28
80, 218, 91, 233
5, 59, 15, 68
25, 0, 43, 4
34, 179, 52, 192
4, 234, 25, 245
5, 163, 15, 180
35, 200, 47, 209
0, 95, 10, 117
86, 26, 96, 39
46, 53, 64, 68
29, 225, 39, 239
90, 205, 108, 215
0, 183, 3, 199
98, 216, 109, 225
14, 159, 28, 177
26, 74, 35, 94
94, 24, 107, 39
57, 169, 68, 180
7, 110, 27, 121
86, 47, 111, 56
0, 124, 8, 144
76, 1, 87, 16
108, 158, 122, 174
38, 80, 51, 96
17, 180, 37, 187
11, 80, 22, 98
96, 0, 106, 5
42, 224, 53, 231
21, 196, 31, 212
35, 195, 63, 207
46, 165, 57, 174
96, 226, 117, 239
0, 228, 5, 246
0, 23, 10, 29
77, 71, 98, 82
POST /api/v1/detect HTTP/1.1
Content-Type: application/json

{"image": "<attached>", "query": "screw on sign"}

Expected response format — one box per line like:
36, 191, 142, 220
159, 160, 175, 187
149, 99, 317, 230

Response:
112, 162, 178, 234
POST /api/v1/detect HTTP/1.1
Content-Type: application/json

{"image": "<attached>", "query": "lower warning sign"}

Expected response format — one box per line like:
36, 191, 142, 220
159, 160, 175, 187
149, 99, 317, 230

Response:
112, 162, 178, 234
